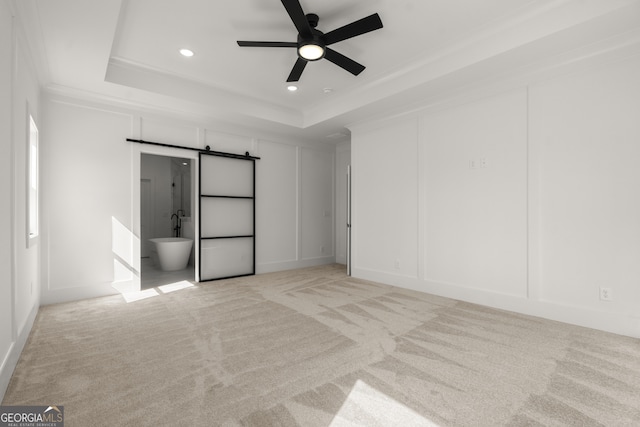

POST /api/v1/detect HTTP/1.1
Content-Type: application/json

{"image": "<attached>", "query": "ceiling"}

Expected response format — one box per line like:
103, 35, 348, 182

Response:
16, 0, 640, 143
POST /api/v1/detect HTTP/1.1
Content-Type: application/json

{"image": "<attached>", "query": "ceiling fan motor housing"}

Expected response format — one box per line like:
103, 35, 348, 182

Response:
306, 13, 319, 28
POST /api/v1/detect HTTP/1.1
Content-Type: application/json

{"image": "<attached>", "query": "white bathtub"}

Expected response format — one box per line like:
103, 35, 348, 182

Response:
149, 237, 193, 271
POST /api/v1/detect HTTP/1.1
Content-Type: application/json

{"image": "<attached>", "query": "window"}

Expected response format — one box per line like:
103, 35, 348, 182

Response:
28, 114, 38, 245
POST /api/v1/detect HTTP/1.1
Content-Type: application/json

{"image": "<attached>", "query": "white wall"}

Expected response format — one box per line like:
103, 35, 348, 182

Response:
42, 101, 133, 302
300, 147, 334, 262
530, 58, 640, 317
0, 1, 14, 401
0, 1, 41, 400
256, 140, 298, 267
350, 55, 640, 338
422, 89, 528, 297
40, 97, 335, 304
353, 117, 420, 281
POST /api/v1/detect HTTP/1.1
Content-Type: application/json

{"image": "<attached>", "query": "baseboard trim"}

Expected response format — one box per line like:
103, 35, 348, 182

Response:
40, 258, 338, 304
257, 257, 335, 274
352, 267, 640, 338
41, 283, 120, 306
0, 302, 38, 402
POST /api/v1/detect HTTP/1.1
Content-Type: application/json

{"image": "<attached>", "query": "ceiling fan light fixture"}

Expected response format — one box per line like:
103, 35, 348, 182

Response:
298, 42, 325, 61
236, 1, 383, 81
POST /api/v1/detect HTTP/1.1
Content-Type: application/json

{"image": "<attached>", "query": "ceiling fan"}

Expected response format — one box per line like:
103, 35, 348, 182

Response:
237, 0, 383, 82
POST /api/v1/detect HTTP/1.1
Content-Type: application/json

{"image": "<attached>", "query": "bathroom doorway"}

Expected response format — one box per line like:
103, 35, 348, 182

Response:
140, 153, 195, 289
346, 165, 351, 276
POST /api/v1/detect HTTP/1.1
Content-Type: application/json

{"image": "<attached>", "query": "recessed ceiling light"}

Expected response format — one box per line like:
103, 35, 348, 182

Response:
287, 85, 298, 92
179, 48, 194, 57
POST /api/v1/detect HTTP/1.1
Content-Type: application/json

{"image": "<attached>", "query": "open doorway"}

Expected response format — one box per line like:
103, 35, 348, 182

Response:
335, 143, 351, 274
140, 153, 195, 289
347, 165, 351, 276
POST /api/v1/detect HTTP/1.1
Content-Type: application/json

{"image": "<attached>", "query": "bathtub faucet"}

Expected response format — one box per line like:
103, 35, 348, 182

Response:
171, 213, 181, 237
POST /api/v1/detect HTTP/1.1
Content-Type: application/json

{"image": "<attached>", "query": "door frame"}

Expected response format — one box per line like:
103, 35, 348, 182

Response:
133, 145, 200, 290
140, 178, 153, 258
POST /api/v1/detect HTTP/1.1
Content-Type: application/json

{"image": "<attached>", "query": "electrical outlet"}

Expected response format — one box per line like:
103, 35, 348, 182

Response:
599, 287, 613, 301
480, 157, 488, 168
394, 259, 400, 269
321, 246, 325, 254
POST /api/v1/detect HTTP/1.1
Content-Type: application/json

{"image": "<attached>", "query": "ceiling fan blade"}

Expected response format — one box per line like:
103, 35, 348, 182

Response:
324, 48, 365, 76
287, 58, 308, 82
237, 41, 297, 48
324, 13, 383, 45
281, 0, 313, 38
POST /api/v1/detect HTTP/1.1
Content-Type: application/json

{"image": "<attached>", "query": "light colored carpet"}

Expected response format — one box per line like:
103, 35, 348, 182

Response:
3, 264, 640, 426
